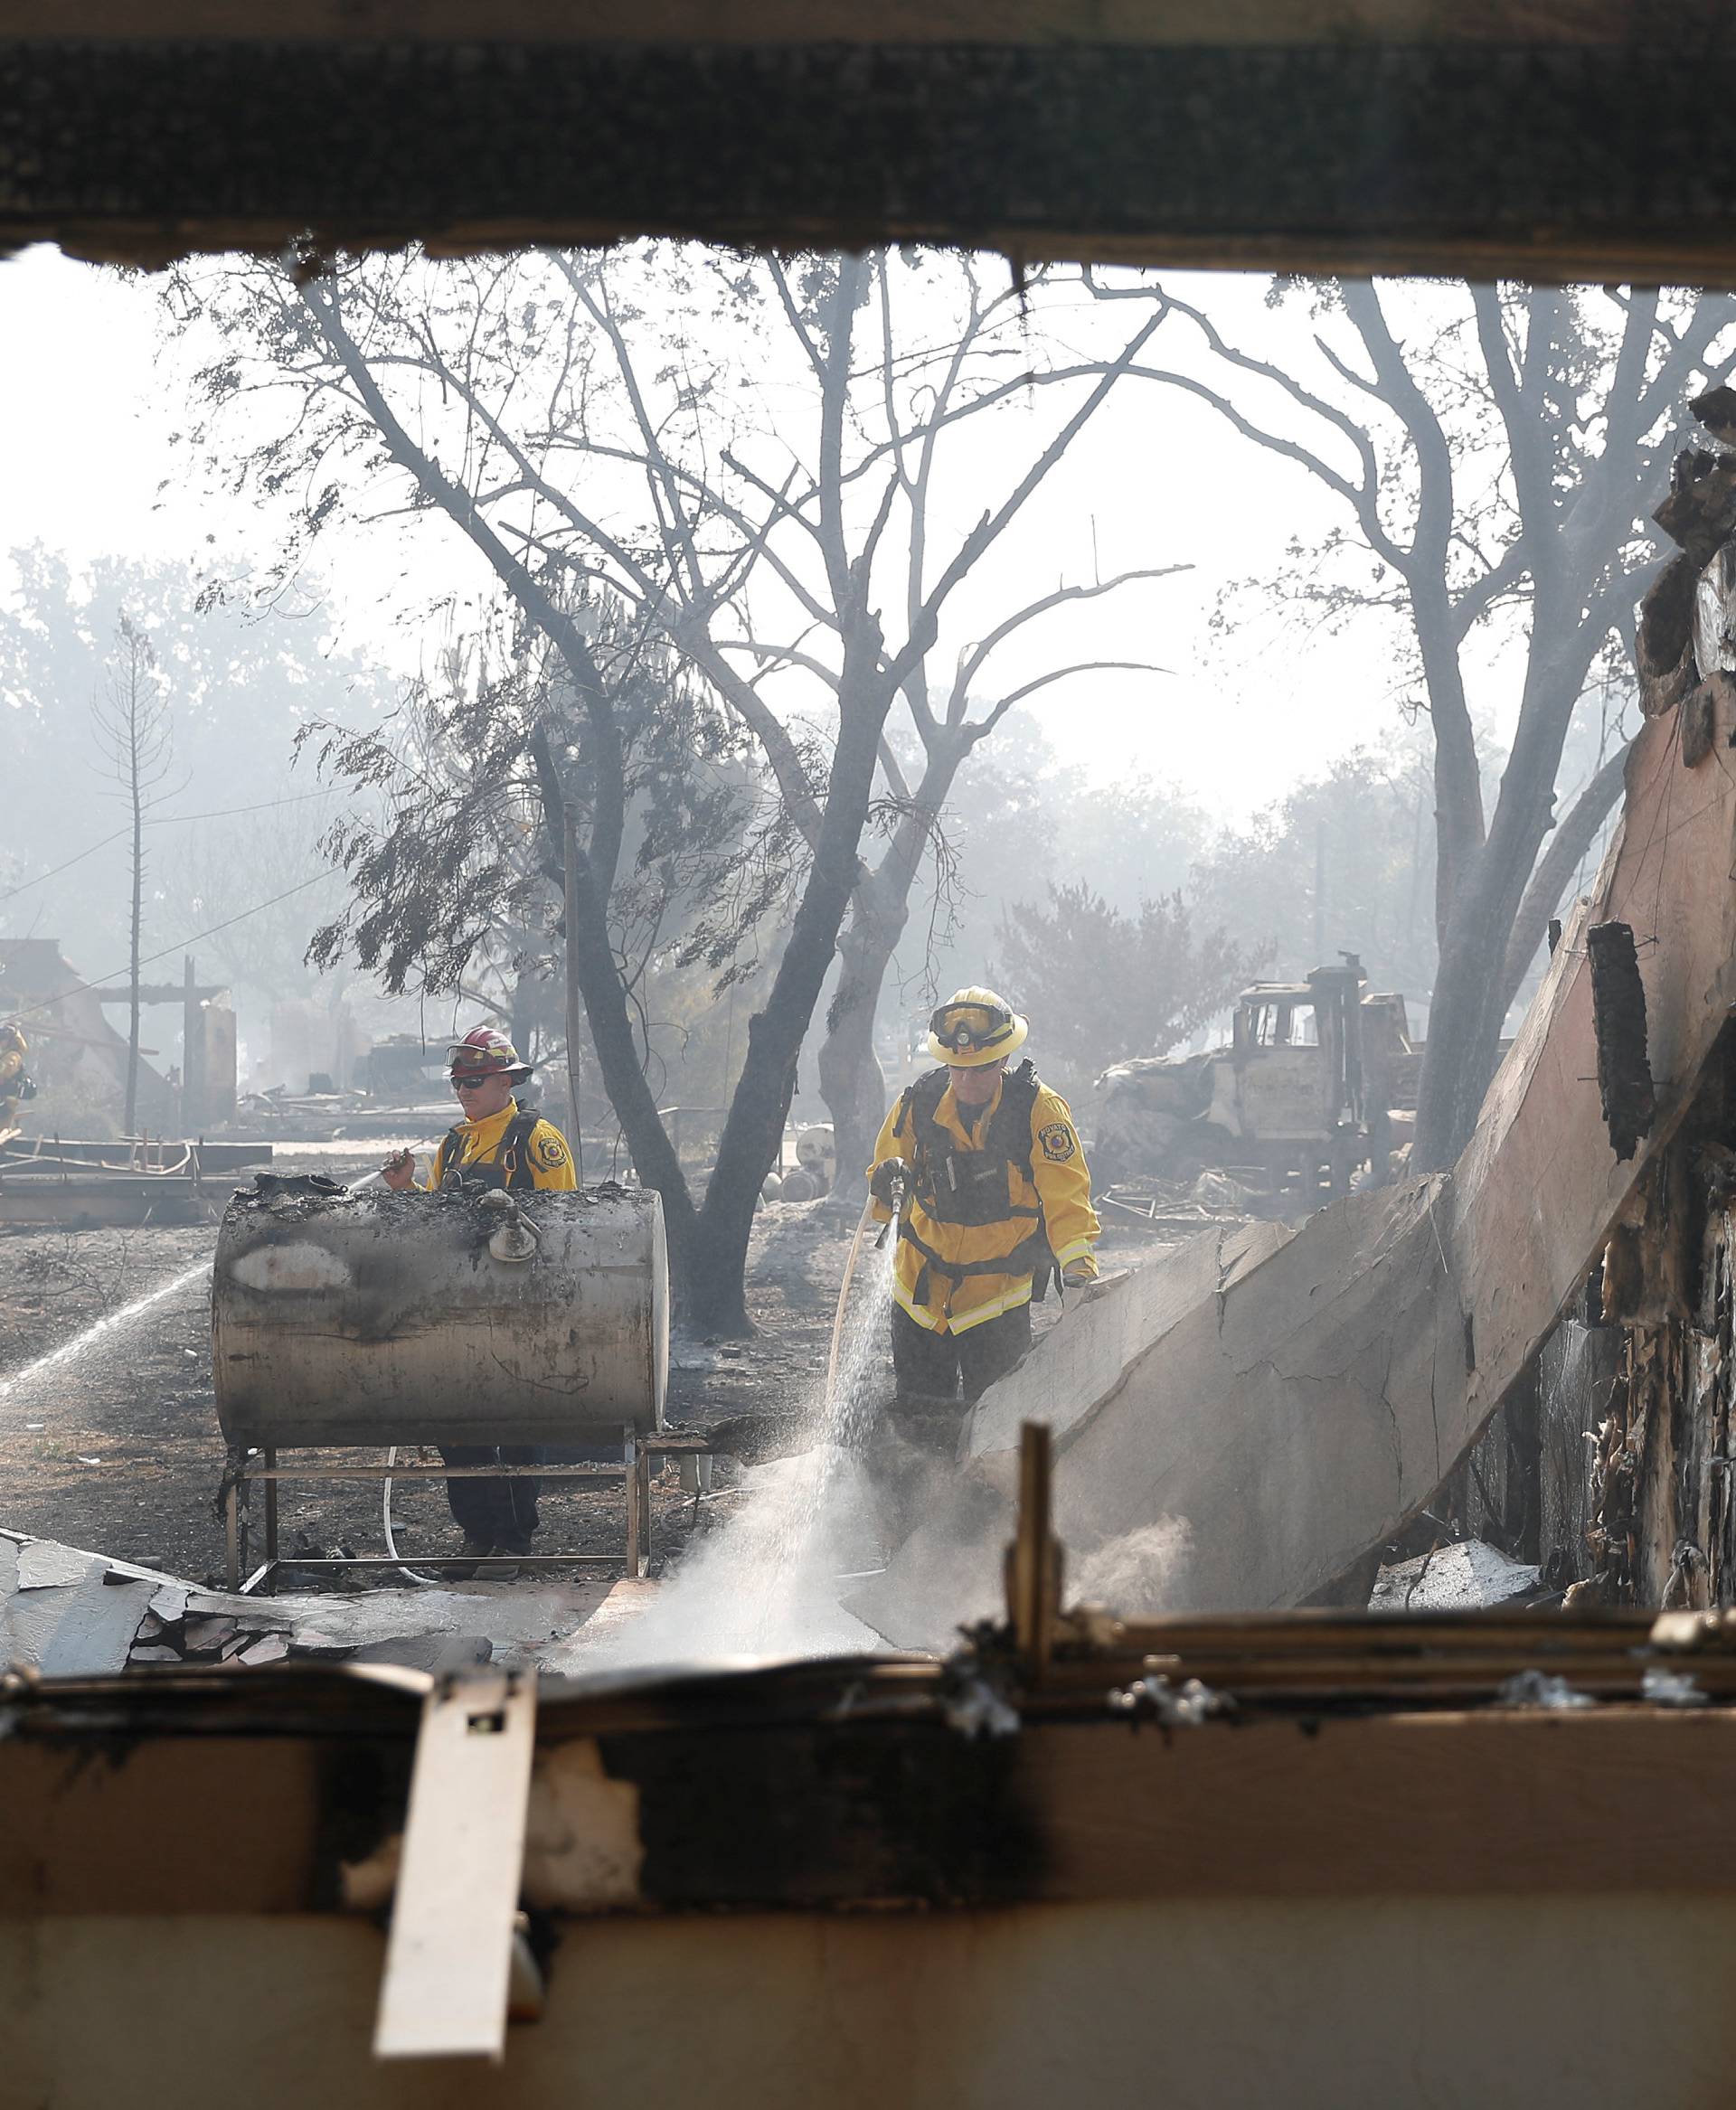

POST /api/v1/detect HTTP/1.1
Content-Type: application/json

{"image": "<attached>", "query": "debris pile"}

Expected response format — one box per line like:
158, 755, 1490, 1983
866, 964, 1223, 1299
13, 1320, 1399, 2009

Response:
1369, 1539, 1543, 1614
0, 1529, 621, 1675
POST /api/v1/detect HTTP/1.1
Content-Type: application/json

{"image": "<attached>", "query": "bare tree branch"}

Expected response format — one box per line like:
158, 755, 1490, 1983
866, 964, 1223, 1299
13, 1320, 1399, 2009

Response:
948, 563, 1191, 716
969, 660, 1169, 739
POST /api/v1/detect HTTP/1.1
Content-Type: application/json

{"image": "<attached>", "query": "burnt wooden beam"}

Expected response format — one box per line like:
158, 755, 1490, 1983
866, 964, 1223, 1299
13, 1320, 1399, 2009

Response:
16, 1632, 1736, 1918
7, 6, 1736, 276
92, 984, 223, 1005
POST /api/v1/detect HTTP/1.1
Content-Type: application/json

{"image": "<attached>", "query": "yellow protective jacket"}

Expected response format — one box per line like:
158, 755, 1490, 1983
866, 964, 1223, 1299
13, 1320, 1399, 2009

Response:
424, 1099, 577, 1191
868, 1063, 1099, 1335
0, 1030, 28, 1120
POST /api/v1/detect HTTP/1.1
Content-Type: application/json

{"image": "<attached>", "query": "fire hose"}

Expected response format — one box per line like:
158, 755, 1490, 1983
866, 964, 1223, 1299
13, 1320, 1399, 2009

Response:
826, 1190, 883, 1413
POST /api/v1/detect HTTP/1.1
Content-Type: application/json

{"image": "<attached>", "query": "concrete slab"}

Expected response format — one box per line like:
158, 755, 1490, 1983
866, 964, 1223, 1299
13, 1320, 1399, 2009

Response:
37, 1573, 153, 1676
16, 1540, 101, 1591
539, 1578, 661, 1674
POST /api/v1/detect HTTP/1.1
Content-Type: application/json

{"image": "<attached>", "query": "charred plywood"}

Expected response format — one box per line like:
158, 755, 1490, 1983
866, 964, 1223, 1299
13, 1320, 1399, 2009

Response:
1558, 1115, 1736, 1612
14, 1634, 1736, 2103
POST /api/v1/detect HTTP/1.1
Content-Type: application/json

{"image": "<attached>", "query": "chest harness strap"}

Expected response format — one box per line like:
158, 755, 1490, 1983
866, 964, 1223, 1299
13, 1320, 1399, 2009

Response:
893, 1060, 1056, 1307
439, 1109, 540, 1192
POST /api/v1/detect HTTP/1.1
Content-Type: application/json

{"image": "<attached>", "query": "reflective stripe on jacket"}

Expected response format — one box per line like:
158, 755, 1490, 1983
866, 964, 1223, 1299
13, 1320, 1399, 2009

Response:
867, 1069, 1099, 1335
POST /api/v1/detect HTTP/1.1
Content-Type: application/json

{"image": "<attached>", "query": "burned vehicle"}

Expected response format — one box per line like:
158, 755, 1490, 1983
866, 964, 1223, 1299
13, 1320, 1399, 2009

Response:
1094, 956, 1413, 1200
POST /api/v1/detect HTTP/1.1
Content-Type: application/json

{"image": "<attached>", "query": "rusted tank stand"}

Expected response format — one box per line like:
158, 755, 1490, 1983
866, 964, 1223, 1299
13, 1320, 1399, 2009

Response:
222, 1430, 712, 1592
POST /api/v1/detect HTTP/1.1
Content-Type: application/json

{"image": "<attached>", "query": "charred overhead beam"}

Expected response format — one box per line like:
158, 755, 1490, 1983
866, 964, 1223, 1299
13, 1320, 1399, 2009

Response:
19, 1624, 1736, 1917
7, 11, 1736, 273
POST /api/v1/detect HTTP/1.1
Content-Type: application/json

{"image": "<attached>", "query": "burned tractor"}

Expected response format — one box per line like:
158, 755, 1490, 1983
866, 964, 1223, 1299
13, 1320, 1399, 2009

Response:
1095, 956, 1413, 1202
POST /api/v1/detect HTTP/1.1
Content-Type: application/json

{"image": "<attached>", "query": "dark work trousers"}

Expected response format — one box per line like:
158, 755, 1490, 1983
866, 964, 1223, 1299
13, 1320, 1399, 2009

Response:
439, 1445, 543, 1546
892, 1301, 1033, 1406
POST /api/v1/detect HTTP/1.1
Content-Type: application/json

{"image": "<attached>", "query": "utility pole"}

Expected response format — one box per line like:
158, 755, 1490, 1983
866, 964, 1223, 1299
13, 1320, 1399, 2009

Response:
182, 954, 203, 1132
91, 617, 172, 1138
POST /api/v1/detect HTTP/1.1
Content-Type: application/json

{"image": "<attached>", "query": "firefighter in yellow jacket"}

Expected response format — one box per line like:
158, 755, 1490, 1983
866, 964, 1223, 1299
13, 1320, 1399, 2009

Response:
868, 987, 1099, 1407
0, 1022, 33, 1133
379, 1026, 576, 1559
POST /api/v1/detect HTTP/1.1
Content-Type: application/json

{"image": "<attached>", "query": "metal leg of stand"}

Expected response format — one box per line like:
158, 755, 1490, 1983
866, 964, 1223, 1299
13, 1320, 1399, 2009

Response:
264, 1446, 278, 1595
625, 1427, 643, 1578
636, 1446, 652, 1572
225, 1475, 240, 1592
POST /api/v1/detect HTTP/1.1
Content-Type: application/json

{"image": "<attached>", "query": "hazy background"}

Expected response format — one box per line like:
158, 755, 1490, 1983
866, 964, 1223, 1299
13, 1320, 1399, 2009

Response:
0, 244, 1645, 1119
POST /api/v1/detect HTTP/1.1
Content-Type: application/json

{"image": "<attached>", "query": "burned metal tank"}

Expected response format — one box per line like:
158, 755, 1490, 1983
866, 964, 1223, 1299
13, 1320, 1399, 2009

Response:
212, 1176, 668, 1448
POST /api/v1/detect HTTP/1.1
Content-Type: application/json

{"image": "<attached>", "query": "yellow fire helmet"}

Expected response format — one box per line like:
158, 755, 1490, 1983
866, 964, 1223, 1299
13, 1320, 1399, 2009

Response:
927, 987, 1029, 1068
0, 1022, 25, 1055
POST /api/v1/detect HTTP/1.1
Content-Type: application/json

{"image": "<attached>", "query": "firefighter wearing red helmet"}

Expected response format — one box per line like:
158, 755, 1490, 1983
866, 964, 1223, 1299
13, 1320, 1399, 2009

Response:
380, 1026, 577, 1560
380, 1027, 575, 1193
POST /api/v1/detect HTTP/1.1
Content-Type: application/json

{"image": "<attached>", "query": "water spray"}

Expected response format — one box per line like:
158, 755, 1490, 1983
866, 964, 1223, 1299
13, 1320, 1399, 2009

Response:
0, 1258, 209, 1407
826, 1191, 882, 1411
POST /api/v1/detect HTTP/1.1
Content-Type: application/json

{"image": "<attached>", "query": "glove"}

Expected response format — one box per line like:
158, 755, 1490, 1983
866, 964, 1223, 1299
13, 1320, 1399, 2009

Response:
869, 1158, 910, 1206
1061, 1259, 1097, 1290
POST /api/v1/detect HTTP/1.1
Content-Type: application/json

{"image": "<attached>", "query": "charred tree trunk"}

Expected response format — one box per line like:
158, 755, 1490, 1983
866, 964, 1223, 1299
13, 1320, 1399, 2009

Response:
1494, 741, 1632, 1021
125, 754, 143, 1138
566, 830, 696, 1247
1415, 841, 1544, 1171
816, 917, 894, 1209
687, 643, 895, 1332
530, 729, 699, 1287
816, 849, 932, 1204
1412, 612, 1607, 1171
814, 740, 967, 1203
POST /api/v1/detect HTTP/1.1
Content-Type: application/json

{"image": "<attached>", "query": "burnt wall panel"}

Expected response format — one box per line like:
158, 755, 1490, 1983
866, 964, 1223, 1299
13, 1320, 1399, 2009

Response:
1538, 1320, 1618, 1592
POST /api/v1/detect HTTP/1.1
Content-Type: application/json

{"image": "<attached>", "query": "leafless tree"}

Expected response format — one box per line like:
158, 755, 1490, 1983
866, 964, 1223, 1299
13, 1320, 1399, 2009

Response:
90, 616, 175, 1134
166, 245, 1180, 1315
299, 591, 795, 1293
1090, 276, 1736, 1169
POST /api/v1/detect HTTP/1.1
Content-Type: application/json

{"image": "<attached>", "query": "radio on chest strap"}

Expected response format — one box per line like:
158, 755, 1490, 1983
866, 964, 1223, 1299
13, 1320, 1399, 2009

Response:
439, 1109, 541, 1192
893, 1059, 1058, 1303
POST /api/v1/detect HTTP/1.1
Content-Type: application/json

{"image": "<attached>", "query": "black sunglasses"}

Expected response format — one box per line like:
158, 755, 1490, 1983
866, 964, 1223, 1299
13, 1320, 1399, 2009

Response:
451, 1072, 500, 1091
